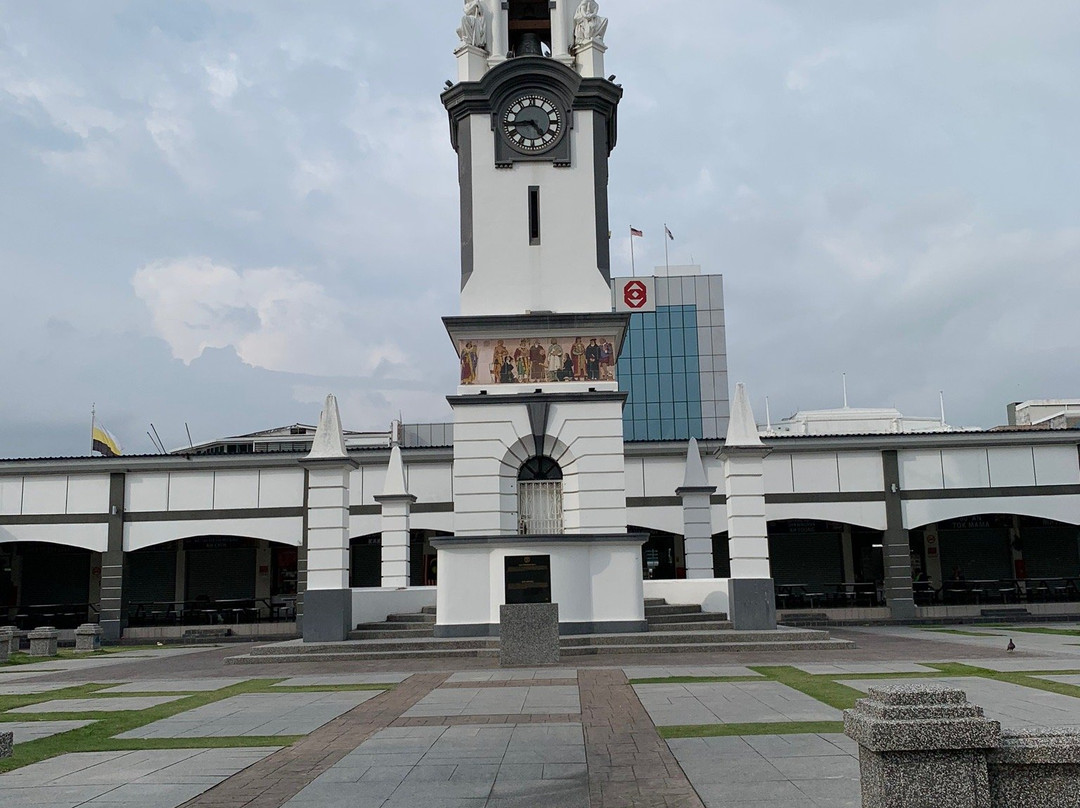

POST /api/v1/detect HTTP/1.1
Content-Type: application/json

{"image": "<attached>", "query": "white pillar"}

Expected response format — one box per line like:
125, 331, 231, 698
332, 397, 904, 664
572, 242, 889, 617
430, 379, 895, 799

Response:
720, 383, 776, 630
677, 438, 717, 579
300, 394, 358, 642
375, 444, 416, 588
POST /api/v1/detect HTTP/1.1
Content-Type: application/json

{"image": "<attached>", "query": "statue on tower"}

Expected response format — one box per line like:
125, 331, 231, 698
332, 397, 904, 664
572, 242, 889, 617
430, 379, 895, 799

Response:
573, 0, 608, 48
457, 0, 489, 50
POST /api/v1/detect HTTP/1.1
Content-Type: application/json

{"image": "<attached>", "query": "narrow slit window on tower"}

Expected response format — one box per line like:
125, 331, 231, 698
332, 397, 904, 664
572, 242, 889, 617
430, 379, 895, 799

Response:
528, 186, 541, 245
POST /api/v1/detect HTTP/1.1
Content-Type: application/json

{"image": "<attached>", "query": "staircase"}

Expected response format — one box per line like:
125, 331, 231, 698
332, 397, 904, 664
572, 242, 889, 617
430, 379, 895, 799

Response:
227, 598, 853, 664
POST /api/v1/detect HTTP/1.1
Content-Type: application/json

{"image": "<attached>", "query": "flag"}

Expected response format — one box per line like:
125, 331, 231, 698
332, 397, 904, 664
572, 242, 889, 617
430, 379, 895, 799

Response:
92, 423, 122, 457
665, 225, 674, 240
630, 227, 643, 237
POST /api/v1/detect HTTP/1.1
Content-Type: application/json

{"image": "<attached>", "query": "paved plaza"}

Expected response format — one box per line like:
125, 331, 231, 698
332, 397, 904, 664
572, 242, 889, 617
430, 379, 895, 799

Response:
3, 623, 1080, 806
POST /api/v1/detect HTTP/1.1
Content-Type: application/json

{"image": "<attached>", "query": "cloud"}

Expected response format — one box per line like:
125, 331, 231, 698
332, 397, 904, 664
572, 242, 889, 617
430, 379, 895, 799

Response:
131, 257, 406, 376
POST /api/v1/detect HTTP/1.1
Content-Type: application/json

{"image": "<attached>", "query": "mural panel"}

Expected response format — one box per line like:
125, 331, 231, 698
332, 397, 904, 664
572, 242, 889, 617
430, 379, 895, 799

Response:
458, 336, 617, 385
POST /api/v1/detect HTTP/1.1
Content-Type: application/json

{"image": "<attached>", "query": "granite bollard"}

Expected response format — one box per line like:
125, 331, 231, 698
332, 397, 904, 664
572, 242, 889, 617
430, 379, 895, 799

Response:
74, 623, 104, 653
988, 728, 1080, 808
0, 626, 15, 657
499, 603, 560, 667
844, 684, 1000, 808
0, 730, 12, 760
28, 626, 59, 657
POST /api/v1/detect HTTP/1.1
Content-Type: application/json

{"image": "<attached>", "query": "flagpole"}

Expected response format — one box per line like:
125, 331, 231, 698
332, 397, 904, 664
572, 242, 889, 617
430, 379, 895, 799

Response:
90, 403, 96, 456
664, 223, 670, 275
630, 227, 636, 277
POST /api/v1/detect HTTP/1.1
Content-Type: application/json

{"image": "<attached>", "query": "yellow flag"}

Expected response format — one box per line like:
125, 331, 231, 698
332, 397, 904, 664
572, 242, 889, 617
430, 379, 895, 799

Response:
92, 423, 122, 457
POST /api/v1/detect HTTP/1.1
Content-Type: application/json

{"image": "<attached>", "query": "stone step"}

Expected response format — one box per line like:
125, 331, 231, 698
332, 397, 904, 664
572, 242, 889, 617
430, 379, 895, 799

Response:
420, 606, 437, 615
647, 620, 733, 632
560, 628, 832, 647
348, 628, 436, 640
562, 638, 855, 655
228, 647, 499, 664
643, 598, 667, 607
646, 611, 726, 624
644, 604, 703, 616
386, 613, 436, 624
354, 621, 435, 632
248, 637, 498, 655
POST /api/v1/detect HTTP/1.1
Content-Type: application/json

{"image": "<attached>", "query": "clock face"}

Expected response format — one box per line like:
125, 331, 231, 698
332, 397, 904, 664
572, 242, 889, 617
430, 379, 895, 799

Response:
502, 94, 563, 153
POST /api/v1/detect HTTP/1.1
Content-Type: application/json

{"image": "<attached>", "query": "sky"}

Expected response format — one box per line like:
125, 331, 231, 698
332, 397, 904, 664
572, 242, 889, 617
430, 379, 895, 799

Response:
1, 0, 1078, 458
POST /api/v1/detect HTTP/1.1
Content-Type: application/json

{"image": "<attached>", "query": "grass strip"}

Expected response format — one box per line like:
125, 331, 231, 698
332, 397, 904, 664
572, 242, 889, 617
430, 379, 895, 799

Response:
925, 662, 1080, 700
0, 676, 390, 774
750, 666, 866, 711
1008, 627, 1080, 638
628, 676, 764, 685
659, 720, 844, 739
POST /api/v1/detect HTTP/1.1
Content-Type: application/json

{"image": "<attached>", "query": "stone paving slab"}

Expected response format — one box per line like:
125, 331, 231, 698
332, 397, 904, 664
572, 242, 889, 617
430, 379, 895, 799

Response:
102, 679, 249, 694
281, 723, 588, 808
0, 747, 276, 808
402, 686, 580, 718
622, 664, 761, 679
0, 681, 81, 695
11, 695, 186, 714
951, 658, 1080, 672
119, 691, 381, 739
446, 669, 578, 683
1038, 674, 1080, 686
844, 676, 1080, 727
271, 673, 411, 687
2, 720, 95, 744
634, 681, 842, 726
669, 733, 859, 808
793, 662, 938, 675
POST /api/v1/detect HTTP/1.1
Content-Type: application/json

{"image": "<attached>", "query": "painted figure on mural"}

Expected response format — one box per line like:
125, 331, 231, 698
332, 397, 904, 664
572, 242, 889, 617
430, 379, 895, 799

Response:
491, 339, 510, 383
546, 339, 564, 381
500, 354, 516, 384
460, 341, 478, 384
529, 339, 547, 381
560, 353, 574, 381
515, 339, 529, 381
571, 337, 587, 380
585, 338, 601, 380
599, 337, 614, 380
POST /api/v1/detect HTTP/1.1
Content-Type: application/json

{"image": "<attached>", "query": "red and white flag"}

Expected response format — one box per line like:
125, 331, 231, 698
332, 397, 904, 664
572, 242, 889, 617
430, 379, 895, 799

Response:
630, 226, 643, 238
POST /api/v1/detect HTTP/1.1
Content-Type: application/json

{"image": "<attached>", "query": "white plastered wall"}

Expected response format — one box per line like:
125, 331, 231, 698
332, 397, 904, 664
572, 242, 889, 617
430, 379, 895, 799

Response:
0, 473, 111, 551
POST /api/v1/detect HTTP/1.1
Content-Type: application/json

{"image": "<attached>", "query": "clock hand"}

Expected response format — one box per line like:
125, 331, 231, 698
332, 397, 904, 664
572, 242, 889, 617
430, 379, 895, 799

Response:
512, 118, 544, 135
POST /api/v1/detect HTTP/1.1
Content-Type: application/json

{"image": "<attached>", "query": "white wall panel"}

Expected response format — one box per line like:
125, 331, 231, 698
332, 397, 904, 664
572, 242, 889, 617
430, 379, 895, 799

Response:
988, 447, 1036, 488
0, 522, 108, 552
763, 455, 794, 494
626, 505, 683, 535
359, 466, 385, 506
941, 449, 990, 489
213, 471, 260, 510
259, 469, 304, 508
125, 473, 169, 512
348, 514, 381, 538
21, 476, 68, 514
125, 516, 303, 551
766, 501, 888, 531
899, 451, 944, 490
837, 453, 884, 492
903, 495, 1080, 529
642, 458, 685, 498
168, 472, 214, 511
0, 477, 23, 515
791, 454, 840, 493
66, 475, 110, 514
624, 457, 645, 499
406, 464, 453, 503
1033, 445, 1080, 486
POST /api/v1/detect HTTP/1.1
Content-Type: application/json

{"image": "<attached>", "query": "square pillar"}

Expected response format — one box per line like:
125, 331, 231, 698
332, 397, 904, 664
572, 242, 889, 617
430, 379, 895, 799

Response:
882, 451, 916, 619
301, 458, 358, 642
375, 494, 416, 588
678, 487, 716, 579
722, 447, 776, 630
99, 472, 125, 642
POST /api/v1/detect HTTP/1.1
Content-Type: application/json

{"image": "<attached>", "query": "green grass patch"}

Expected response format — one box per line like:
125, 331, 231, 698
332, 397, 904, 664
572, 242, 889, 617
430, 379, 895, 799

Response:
750, 666, 866, 711
629, 676, 764, 685
924, 662, 1080, 700
1008, 627, 1080, 637
0, 676, 392, 773
658, 721, 844, 739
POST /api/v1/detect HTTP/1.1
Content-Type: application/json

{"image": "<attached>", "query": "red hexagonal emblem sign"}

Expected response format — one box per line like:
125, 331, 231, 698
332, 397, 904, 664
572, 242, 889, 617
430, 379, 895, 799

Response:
623, 280, 648, 309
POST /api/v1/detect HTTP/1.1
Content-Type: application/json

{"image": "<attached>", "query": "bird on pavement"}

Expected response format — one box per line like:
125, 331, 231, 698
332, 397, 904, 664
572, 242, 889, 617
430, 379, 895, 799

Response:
1007, 638, 1016, 653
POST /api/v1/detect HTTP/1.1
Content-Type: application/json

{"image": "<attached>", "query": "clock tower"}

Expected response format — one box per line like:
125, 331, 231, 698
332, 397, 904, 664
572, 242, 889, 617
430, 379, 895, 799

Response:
434, 1, 648, 638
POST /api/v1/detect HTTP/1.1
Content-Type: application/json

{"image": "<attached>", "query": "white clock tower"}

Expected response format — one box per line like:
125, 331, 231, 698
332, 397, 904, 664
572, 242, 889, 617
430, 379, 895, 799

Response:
433, 0, 648, 638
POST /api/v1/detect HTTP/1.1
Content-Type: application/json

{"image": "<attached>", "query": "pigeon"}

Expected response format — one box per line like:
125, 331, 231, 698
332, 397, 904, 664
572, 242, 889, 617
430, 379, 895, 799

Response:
1007, 638, 1015, 653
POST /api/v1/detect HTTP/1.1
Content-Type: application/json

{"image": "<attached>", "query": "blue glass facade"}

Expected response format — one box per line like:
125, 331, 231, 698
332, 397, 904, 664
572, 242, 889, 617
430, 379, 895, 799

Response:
617, 305, 704, 441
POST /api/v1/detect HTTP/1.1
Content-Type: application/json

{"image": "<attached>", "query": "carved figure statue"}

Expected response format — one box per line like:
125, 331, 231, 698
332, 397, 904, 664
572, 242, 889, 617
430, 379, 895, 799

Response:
573, 0, 608, 47
457, 0, 488, 50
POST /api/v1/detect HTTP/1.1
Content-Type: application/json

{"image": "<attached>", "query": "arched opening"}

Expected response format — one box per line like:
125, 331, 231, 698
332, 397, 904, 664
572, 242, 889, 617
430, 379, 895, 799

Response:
507, 0, 552, 55
629, 525, 684, 580
517, 456, 563, 535
0, 542, 95, 629
768, 520, 883, 609
123, 536, 298, 628
909, 514, 1080, 605
350, 529, 452, 588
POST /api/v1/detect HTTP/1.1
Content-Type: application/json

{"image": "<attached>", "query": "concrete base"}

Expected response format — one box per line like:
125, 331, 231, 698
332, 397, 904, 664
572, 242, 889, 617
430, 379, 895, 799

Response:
28, 627, 59, 657
433, 619, 648, 638
100, 618, 122, 643
74, 623, 104, 653
729, 578, 777, 630
302, 589, 352, 643
500, 603, 560, 667
888, 597, 917, 620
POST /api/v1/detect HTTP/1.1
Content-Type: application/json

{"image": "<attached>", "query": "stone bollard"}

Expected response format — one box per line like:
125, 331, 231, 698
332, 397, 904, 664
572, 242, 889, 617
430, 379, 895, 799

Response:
499, 603, 560, 667
844, 684, 1000, 808
27, 626, 59, 657
0, 730, 11, 760
988, 728, 1080, 808
0, 626, 12, 662
74, 623, 104, 653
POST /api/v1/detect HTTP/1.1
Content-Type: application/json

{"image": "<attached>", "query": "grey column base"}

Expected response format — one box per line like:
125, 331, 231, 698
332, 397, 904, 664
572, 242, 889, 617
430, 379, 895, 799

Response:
729, 578, 777, 630
888, 597, 917, 620
99, 619, 122, 643
302, 589, 352, 643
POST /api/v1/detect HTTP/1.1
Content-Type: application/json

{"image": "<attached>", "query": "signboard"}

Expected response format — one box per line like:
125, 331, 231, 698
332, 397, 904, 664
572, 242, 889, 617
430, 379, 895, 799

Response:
613, 277, 656, 313
505, 555, 552, 605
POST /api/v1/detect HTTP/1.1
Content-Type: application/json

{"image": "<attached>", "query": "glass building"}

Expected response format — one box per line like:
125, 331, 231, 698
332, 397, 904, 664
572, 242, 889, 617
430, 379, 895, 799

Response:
614, 271, 730, 441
